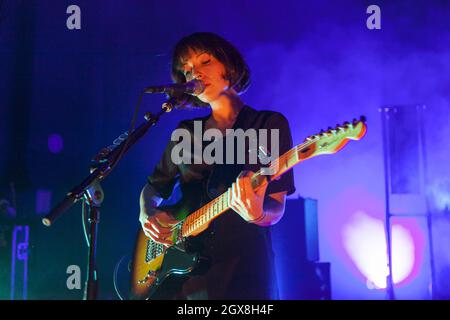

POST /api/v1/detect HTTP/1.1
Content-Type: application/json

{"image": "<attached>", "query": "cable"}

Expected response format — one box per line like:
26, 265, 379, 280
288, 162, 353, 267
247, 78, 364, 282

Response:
113, 254, 130, 300
80, 92, 146, 249
81, 200, 90, 247
100, 91, 145, 181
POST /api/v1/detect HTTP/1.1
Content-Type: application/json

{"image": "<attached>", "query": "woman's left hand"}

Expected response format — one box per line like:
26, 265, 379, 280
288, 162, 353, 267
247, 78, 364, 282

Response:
229, 170, 268, 223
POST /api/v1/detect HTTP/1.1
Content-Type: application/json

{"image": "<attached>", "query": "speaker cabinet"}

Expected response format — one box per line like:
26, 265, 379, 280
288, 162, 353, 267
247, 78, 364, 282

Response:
271, 196, 331, 299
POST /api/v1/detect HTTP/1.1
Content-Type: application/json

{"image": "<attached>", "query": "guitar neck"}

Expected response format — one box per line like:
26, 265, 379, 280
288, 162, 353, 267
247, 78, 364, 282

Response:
181, 138, 316, 238
181, 118, 367, 238
181, 188, 231, 238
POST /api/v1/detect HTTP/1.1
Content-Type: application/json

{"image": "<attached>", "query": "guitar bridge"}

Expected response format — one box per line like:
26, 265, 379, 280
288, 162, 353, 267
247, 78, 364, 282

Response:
138, 270, 158, 285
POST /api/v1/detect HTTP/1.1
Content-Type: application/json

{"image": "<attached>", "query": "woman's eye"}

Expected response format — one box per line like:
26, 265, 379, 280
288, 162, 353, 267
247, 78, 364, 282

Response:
202, 59, 211, 65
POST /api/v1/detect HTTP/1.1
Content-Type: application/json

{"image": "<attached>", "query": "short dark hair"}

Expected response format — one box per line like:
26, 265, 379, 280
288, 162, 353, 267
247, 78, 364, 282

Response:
171, 32, 251, 108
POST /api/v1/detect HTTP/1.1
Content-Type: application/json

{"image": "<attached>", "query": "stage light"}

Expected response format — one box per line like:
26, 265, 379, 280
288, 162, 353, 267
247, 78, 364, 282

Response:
47, 133, 63, 154
343, 211, 417, 289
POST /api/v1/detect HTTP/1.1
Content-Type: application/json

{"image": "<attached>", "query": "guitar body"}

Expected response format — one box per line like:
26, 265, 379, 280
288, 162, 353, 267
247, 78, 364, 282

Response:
130, 229, 201, 300
130, 179, 221, 300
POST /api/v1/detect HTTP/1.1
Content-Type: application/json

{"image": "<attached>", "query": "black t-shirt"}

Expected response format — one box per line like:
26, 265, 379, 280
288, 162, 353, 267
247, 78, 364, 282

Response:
147, 105, 295, 299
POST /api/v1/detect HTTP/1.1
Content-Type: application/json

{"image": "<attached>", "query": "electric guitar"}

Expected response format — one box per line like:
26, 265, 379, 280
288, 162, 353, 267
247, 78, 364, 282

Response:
129, 116, 367, 299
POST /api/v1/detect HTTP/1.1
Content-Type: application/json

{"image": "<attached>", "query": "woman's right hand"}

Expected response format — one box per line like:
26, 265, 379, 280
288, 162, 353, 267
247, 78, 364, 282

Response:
139, 209, 179, 246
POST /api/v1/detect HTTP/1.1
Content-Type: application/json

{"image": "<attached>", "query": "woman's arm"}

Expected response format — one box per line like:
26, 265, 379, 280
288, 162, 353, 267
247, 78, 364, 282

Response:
139, 183, 163, 217
139, 183, 179, 246
255, 191, 287, 226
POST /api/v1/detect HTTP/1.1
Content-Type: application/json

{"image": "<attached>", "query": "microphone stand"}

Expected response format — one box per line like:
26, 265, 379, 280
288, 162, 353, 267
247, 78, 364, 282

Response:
82, 181, 103, 300
42, 99, 175, 300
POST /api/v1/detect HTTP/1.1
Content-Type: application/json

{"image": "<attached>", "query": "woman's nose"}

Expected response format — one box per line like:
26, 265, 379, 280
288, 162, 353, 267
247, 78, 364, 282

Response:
191, 67, 203, 80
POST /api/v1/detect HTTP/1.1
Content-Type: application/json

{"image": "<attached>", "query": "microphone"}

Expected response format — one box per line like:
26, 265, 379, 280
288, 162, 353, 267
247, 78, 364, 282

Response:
144, 79, 205, 96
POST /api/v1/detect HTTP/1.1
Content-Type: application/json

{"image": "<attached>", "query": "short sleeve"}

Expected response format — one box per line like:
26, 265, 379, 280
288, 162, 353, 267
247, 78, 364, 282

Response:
263, 112, 296, 196
147, 136, 180, 200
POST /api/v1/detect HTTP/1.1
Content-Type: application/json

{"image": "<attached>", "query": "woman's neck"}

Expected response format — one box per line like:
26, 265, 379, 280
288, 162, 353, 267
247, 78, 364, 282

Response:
208, 91, 244, 124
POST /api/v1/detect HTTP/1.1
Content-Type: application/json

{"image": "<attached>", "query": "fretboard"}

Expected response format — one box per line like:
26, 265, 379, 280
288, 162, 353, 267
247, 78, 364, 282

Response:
180, 137, 318, 238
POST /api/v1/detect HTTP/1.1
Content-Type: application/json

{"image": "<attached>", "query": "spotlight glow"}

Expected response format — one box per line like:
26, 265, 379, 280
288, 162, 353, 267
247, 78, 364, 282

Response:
48, 133, 64, 154
342, 211, 416, 289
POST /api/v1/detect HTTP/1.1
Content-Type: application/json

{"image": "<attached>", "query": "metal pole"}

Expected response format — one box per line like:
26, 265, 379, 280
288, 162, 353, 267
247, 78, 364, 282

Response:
417, 105, 436, 299
84, 205, 99, 300
380, 107, 395, 300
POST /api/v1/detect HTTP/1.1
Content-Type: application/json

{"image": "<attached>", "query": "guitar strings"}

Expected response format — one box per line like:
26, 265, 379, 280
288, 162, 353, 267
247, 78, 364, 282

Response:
143, 124, 357, 258
253, 136, 320, 180
146, 134, 327, 258
176, 136, 321, 232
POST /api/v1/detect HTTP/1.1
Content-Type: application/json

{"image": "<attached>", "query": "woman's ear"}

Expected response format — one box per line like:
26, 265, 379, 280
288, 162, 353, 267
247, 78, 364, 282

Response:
223, 71, 234, 88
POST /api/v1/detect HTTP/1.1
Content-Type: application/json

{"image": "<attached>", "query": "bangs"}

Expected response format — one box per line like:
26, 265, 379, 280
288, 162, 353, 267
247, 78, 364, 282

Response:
173, 38, 213, 72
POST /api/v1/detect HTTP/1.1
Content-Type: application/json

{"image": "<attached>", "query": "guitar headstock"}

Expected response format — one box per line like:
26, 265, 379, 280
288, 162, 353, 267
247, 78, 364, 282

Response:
304, 116, 367, 156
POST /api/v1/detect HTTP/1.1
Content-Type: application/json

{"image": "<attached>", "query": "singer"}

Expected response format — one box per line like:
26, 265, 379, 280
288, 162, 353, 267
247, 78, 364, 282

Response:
137, 32, 295, 300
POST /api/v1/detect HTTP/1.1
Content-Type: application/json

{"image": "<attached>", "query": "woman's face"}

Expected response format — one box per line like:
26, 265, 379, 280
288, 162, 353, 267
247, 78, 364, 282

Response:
180, 47, 230, 103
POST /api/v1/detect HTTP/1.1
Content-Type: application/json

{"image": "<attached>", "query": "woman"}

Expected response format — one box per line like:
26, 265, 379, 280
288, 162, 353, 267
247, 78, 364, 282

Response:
139, 32, 295, 299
